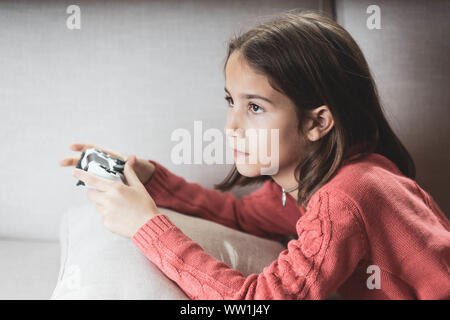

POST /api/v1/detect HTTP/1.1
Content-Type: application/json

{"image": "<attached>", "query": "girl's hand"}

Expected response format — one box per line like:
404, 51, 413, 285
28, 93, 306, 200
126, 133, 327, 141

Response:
71, 155, 159, 238
60, 143, 156, 185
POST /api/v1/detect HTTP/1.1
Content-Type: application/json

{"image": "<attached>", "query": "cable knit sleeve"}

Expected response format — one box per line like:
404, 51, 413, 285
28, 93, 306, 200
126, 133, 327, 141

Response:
132, 189, 368, 299
143, 159, 304, 242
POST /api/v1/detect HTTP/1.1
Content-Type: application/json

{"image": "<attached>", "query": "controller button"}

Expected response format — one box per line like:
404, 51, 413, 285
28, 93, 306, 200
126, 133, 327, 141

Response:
113, 165, 124, 172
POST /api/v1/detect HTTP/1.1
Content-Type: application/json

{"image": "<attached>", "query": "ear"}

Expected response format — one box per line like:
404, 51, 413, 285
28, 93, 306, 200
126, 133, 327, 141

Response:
305, 105, 335, 142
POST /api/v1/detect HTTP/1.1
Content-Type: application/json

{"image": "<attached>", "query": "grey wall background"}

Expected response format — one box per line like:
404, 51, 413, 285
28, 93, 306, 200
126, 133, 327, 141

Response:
0, 0, 448, 242
0, 0, 332, 241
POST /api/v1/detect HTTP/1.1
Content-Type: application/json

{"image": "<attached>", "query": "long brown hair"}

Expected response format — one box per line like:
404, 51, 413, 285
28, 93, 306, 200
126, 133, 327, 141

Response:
214, 9, 416, 208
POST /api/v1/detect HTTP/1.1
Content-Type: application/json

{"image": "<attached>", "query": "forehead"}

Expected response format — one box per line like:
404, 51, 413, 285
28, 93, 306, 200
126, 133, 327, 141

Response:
225, 51, 274, 93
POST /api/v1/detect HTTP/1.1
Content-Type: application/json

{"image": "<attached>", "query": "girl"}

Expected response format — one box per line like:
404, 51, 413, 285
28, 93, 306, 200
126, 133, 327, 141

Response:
64, 10, 450, 299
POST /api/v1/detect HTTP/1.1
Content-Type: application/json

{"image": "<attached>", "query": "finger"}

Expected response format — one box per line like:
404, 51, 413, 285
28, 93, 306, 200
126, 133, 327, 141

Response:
70, 143, 127, 160
87, 188, 107, 205
70, 143, 96, 151
96, 203, 107, 217
72, 168, 113, 191
124, 155, 141, 187
59, 157, 79, 167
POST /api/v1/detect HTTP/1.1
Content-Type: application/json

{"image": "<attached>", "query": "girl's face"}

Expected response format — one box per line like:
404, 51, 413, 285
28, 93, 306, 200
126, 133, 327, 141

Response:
224, 50, 305, 177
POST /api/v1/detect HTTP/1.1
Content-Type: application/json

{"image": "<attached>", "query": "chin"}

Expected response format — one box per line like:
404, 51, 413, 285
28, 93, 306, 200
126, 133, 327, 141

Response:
236, 163, 280, 176
235, 162, 266, 177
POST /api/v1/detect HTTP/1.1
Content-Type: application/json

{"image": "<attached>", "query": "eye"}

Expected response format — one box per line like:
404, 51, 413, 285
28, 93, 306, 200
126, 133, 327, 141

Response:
224, 96, 234, 107
249, 103, 264, 114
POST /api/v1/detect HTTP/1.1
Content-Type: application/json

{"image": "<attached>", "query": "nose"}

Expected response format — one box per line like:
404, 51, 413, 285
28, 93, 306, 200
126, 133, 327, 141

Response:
224, 106, 245, 138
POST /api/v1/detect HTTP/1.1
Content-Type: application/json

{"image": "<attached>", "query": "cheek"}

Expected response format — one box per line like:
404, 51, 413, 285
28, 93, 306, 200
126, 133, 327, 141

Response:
268, 124, 303, 164
234, 127, 302, 177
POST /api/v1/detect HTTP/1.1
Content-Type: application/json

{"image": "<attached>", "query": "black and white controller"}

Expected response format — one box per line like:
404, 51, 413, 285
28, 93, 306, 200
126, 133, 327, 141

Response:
75, 148, 126, 186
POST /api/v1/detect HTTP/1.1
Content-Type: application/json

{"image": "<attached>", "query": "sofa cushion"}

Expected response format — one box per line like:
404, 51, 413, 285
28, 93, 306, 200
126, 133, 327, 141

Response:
51, 204, 287, 299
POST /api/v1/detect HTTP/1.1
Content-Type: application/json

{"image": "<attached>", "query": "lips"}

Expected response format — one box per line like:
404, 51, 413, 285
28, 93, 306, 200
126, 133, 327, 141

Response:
228, 138, 250, 155
233, 148, 249, 155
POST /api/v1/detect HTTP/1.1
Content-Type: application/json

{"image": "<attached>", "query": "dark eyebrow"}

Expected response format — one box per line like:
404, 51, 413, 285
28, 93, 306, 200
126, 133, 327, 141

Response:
224, 87, 274, 105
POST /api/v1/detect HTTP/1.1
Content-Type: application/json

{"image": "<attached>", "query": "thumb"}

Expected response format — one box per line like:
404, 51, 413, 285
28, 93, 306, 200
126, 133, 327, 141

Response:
124, 155, 140, 187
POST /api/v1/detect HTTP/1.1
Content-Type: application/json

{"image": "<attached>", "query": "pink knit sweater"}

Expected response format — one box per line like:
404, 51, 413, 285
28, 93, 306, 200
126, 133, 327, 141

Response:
132, 153, 450, 299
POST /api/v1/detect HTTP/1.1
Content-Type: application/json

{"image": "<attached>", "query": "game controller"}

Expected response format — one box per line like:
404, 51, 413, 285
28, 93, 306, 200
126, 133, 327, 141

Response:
75, 148, 126, 186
